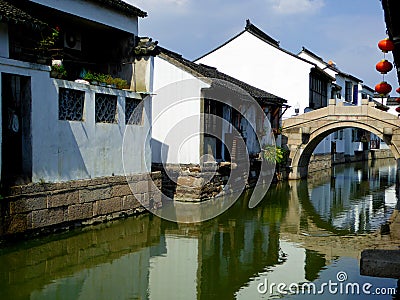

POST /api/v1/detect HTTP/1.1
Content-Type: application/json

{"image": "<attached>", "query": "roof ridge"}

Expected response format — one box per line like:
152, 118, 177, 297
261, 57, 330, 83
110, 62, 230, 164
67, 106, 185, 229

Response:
245, 19, 280, 47
88, 0, 147, 17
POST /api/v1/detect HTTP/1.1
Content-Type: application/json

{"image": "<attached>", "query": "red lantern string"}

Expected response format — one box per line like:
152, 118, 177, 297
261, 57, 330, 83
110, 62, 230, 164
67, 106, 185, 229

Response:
375, 38, 395, 110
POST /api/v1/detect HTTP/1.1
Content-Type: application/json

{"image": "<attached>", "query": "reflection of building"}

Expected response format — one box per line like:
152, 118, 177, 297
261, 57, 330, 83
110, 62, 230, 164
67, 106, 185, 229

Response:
146, 192, 289, 299
0, 214, 165, 299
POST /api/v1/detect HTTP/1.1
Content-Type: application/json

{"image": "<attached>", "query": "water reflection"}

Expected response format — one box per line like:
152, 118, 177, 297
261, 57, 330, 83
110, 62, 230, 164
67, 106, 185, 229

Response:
306, 159, 397, 233
0, 159, 398, 299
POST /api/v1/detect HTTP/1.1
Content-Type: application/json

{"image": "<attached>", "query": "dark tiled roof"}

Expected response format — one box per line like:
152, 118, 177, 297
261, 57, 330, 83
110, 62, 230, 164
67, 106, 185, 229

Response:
157, 47, 287, 104
245, 19, 279, 47
0, 0, 47, 30
300, 47, 362, 83
90, 0, 147, 17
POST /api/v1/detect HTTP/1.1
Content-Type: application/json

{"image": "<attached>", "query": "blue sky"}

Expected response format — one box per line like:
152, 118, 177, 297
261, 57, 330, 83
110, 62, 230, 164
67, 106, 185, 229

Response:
128, 0, 398, 91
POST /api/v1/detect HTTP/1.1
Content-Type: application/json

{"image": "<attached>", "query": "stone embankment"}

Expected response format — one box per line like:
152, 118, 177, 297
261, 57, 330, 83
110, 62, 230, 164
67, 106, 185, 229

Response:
0, 172, 162, 237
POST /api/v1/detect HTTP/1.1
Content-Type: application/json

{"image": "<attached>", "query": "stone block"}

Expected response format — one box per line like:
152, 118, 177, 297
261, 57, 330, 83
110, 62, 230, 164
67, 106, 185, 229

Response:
122, 195, 140, 210
95, 197, 123, 216
111, 184, 132, 197
177, 176, 205, 188
132, 180, 151, 194
360, 249, 400, 278
9, 195, 48, 214
5, 213, 30, 234
48, 190, 79, 208
79, 185, 112, 203
32, 208, 65, 229
68, 203, 93, 221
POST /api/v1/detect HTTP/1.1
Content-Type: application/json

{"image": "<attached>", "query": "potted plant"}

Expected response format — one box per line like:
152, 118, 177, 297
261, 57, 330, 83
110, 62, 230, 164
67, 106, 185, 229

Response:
112, 77, 129, 90
51, 63, 67, 79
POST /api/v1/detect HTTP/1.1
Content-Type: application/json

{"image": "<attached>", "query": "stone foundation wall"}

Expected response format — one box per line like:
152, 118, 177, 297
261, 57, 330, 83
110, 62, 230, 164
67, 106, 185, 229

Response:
308, 153, 332, 173
0, 172, 162, 237
152, 163, 253, 202
307, 150, 394, 175
369, 149, 394, 160
152, 164, 228, 201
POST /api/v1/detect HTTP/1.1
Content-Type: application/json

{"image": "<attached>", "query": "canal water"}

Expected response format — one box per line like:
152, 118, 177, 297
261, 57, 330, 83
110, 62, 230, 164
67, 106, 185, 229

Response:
0, 159, 399, 299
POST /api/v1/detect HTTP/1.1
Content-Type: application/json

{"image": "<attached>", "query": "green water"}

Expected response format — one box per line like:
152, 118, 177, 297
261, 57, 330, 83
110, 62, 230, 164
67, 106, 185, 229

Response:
0, 159, 398, 299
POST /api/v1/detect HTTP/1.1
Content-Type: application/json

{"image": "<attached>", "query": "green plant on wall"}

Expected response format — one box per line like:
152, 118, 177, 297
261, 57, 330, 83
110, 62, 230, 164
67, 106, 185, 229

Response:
82, 71, 129, 89
262, 145, 288, 165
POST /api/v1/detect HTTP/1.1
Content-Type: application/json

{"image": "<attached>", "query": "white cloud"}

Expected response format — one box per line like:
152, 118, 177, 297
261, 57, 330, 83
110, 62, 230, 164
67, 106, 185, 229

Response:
267, 0, 325, 15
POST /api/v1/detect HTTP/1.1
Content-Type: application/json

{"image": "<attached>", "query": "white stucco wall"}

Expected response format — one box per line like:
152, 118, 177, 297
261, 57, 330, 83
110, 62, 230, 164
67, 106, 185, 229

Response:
196, 31, 314, 118
0, 57, 150, 183
0, 23, 9, 58
29, 0, 139, 34
151, 56, 210, 165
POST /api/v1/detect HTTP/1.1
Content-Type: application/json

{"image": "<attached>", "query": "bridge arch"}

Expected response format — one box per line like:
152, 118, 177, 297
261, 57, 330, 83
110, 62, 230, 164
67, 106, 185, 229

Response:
282, 100, 400, 179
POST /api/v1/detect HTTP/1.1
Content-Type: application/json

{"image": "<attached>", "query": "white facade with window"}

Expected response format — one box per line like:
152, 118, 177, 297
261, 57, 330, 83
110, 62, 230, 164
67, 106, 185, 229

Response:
0, 58, 148, 183
298, 49, 383, 158
196, 22, 317, 119
0, 0, 149, 183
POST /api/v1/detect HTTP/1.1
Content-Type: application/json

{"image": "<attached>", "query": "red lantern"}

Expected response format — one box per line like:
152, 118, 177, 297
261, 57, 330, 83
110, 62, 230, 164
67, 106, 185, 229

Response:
378, 38, 395, 53
396, 98, 400, 104
397, 87, 400, 94
376, 60, 393, 74
396, 107, 400, 113
375, 81, 392, 95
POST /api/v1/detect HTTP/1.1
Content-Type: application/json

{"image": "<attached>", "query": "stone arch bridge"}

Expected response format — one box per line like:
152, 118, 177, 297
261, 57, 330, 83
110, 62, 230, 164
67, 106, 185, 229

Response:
282, 99, 400, 179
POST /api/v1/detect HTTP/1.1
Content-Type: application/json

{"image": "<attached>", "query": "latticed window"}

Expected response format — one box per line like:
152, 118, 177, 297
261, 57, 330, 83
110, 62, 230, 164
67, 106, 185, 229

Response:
58, 88, 84, 121
95, 93, 118, 123
309, 72, 327, 109
125, 98, 143, 125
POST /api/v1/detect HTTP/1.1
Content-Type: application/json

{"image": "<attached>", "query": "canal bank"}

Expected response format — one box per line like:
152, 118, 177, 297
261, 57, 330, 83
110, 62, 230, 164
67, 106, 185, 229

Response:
0, 173, 162, 238
0, 148, 395, 239
0, 159, 399, 299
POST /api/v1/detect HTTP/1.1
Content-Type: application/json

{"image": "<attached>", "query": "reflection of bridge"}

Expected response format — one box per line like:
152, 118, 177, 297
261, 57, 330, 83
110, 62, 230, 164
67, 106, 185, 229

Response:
281, 179, 400, 263
282, 99, 400, 179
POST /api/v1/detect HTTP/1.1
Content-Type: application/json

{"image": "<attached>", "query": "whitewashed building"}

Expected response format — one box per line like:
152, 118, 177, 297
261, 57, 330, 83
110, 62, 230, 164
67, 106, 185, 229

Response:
196, 20, 334, 119
197, 20, 388, 164
130, 45, 287, 166
0, 0, 149, 185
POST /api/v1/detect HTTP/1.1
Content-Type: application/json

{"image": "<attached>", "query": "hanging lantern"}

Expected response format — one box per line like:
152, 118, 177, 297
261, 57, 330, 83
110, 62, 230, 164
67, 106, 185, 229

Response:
376, 60, 393, 74
375, 81, 392, 95
378, 38, 395, 53
396, 107, 400, 113
397, 87, 400, 94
